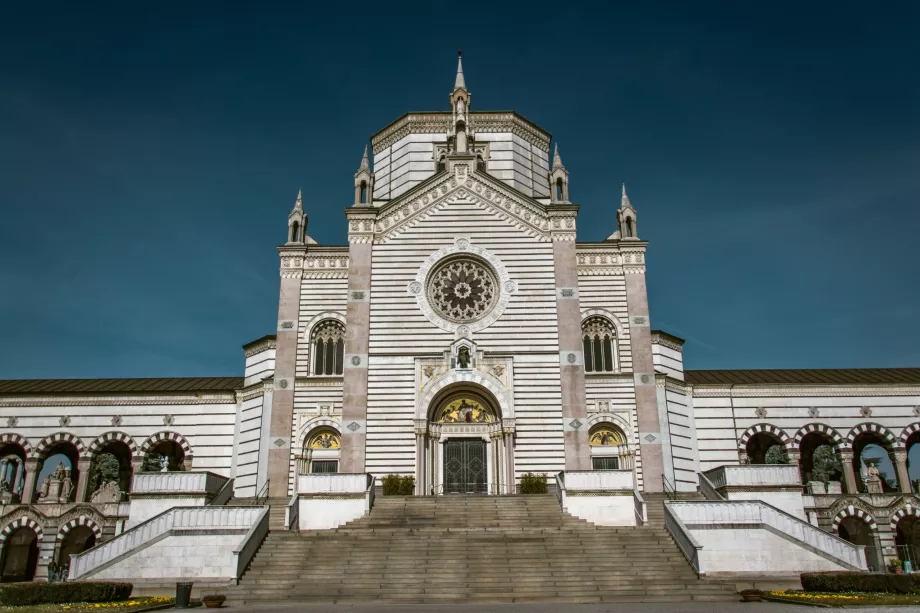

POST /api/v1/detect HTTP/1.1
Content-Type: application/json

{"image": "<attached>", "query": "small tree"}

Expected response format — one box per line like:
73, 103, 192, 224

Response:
88, 453, 121, 493
812, 445, 841, 483
142, 452, 164, 472
764, 445, 790, 465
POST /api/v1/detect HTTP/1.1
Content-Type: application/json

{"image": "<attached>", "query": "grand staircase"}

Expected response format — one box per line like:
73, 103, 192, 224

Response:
228, 493, 736, 605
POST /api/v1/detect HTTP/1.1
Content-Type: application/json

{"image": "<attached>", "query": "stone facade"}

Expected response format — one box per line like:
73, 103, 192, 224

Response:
1, 56, 919, 581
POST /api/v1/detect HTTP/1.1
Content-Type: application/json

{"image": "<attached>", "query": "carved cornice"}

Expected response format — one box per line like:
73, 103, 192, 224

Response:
0, 392, 238, 407
371, 111, 551, 154
295, 376, 344, 388
584, 373, 635, 385
651, 333, 684, 353
237, 383, 269, 403
244, 337, 276, 358
303, 254, 349, 279
692, 384, 920, 398
665, 378, 690, 395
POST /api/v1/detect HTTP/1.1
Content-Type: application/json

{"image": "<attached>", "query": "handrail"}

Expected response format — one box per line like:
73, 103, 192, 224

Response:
254, 479, 270, 506
555, 472, 566, 509
69, 506, 266, 580
232, 506, 270, 582
285, 490, 299, 530
698, 471, 725, 501
667, 499, 868, 571
364, 473, 375, 514
663, 501, 704, 576
662, 475, 677, 501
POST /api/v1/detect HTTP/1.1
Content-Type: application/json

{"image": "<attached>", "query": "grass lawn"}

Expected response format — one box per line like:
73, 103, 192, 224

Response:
768, 590, 920, 606
0, 597, 174, 613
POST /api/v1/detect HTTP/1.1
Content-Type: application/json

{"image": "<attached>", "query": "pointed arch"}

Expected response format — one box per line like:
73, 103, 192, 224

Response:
418, 370, 512, 421
846, 423, 898, 448
87, 432, 139, 459
792, 423, 844, 451
140, 431, 192, 461
587, 412, 632, 438
738, 423, 792, 453
56, 516, 102, 542
0, 515, 43, 544
899, 423, 920, 447
833, 506, 878, 533
295, 417, 341, 451
31, 432, 86, 459
0, 433, 32, 456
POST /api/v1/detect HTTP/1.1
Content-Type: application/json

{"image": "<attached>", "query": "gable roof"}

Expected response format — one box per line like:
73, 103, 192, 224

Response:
0, 377, 244, 395
684, 369, 920, 386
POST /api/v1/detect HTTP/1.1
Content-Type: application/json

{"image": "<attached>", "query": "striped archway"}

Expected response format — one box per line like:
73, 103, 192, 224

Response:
31, 432, 86, 459
56, 516, 102, 542
899, 423, 920, 447
890, 505, 920, 531
0, 515, 43, 544
845, 423, 899, 449
0, 433, 32, 456
738, 423, 792, 453
833, 506, 879, 534
792, 423, 844, 451
140, 431, 193, 465
87, 432, 139, 459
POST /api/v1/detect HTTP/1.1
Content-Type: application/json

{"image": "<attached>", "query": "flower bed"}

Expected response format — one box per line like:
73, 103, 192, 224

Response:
768, 590, 920, 606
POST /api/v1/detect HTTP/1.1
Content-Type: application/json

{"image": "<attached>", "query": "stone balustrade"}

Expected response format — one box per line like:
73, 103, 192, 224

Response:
297, 473, 369, 495
296, 473, 375, 530
667, 500, 867, 572
560, 469, 634, 491
703, 465, 800, 489
556, 470, 639, 527
69, 506, 267, 580
131, 471, 229, 496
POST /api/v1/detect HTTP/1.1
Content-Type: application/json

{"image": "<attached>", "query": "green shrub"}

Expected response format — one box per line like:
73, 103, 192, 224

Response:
0, 581, 133, 606
801, 572, 920, 594
88, 452, 122, 493
520, 472, 548, 494
381, 474, 415, 495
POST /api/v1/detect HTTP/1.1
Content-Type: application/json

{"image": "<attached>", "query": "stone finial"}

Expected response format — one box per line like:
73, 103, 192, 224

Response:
292, 188, 303, 213
621, 183, 633, 209
552, 144, 564, 170
359, 145, 369, 170
454, 50, 466, 90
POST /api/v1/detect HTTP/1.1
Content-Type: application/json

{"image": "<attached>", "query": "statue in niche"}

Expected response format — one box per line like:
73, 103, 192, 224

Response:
60, 470, 73, 502
160, 456, 169, 473
52, 462, 66, 480
865, 461, 883, 494
39, 474, 51, 499
457, 346, 471, 369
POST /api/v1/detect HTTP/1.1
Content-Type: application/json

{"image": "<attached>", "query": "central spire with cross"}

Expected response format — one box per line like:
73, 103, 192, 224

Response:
450, 50, 472, 153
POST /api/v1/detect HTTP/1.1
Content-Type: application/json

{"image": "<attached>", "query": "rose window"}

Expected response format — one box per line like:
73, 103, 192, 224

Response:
427, 257, 498, 323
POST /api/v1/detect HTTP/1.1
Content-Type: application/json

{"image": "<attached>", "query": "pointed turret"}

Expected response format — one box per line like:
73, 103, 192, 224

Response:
616, 183, 639, 240
449, 51, 472, 154
548, 143, 570, 204
454, 50, 467, 91
354, 145, 374, 206
287, 188, 306, 244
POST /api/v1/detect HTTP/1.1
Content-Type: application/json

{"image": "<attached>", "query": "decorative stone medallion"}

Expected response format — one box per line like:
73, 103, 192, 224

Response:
755, 407, 768, 418
860, 406, 873, 418
409, 237, 516, 334
5, 417, 17, 428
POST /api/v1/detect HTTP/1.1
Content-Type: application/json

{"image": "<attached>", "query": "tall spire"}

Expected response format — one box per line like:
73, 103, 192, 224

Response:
293, 187, 303, 212
359, 145, 370, 170
454, 50, 466, 90
552, 144, 564, 170
621, 183, 632, 209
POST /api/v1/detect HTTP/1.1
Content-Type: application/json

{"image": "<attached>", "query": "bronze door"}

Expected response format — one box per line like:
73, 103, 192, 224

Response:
443, 438, 487, 494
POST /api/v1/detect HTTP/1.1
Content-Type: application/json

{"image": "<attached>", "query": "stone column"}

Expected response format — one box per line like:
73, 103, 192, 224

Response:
75, 458, 92, 502
893, 449, 912, 494
13, 460, 24, 496
838, 450, 858, 494
340, 232, 372, 474
21, 458, 41, 503
266, 247, 305, 498
550, 211, 590, 471
503, 431, 515, 494
413, 421, 426, 495
623, 245, 664, 492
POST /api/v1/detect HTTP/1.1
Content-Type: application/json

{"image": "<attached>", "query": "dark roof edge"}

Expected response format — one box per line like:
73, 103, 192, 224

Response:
242, 334, 277, 351
651, 330, 686, 346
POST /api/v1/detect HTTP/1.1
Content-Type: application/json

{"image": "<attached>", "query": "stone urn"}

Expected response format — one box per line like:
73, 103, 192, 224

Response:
740, 589, 763, 602
202, 595, 226, 608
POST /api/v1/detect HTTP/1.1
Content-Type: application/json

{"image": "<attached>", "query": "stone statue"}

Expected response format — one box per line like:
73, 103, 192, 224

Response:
39, 474, 51, 499
865, 461, 883, 494
457, 346, 471, 369
90, 480, 122, 503
60, 470, 73, 502
160, 455, 169, 473
52, 462, 66, 480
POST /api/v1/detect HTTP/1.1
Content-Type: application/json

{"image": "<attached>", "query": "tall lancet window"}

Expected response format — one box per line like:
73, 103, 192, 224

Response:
556, 179, 564, 202
291, 221, 300, 242
625, 217, 634, 238
311, 320, 346, 376
582, 316, 617, 373
360, 182, 368, 204
476, 155, 485, 172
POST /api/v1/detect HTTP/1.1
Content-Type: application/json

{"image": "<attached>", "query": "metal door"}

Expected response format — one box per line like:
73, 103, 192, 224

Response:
443, 438, 487, 494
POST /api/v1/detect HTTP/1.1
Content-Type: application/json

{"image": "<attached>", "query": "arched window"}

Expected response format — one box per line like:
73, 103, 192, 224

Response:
437, 156, 446, 173
291, 221, 299, 242
300, 428, 341, 474
625, 217, 634, 238
476, 156, 485, 172
582, 317, 617, 373
589, 423, 632, 470
360, 182, 368, 204
311, 320, 345, 376
556, 178, 564, 201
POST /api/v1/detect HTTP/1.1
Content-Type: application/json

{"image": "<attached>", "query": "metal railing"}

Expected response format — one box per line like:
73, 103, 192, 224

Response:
698, 471, 725, 501
663, 475, 677, 501
254, 479, 270, 505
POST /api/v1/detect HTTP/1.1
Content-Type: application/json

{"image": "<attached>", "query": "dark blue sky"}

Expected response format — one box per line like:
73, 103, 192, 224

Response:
1, 2, 918, 379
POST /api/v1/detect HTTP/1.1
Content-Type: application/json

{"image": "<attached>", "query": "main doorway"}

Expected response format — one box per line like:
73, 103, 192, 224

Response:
443, 438, 487, 494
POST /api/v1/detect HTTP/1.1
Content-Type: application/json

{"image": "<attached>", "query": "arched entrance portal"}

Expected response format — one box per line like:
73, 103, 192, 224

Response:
416, 388, 513, 495
0, 527, 39, 582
